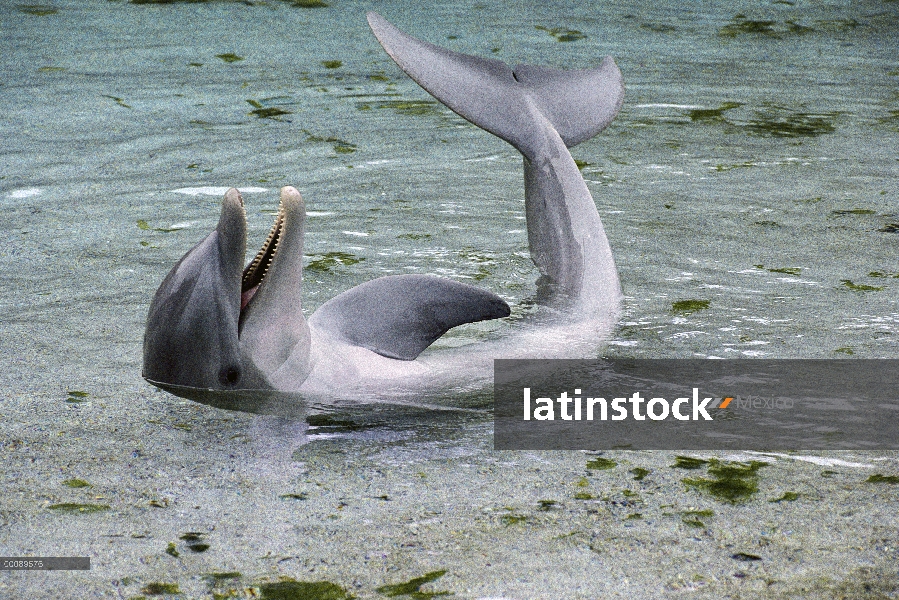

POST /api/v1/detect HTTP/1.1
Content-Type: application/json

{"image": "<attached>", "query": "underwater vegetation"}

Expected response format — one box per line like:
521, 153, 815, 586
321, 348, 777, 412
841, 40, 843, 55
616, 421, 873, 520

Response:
17, 4, 58, 15
687, 102, 839, 137
358, 99, 441, 117
304, 252, 364, 273
867, 474, 899, 484
47, 503, 110, 513
62, 478, 91, 488
179, 532, 210, 553
718, 14, 857, 38
756, 265, 802, 276
141, 582, 181, 595
376, 570, 449, 599
586, 457, 617, 471
535, 25, 586, 42
688, 102, 741, 122
682, 459, 767, 503
66, 390, 89, 403
745, 106, 838, 137
840, 280, 884, 292
304, 132, 357, 153
215, 53, 244, 63
247, 99, 292, 119
769, 491, 799, 502
671, 299, 710, 315
681, 508, 714, 528
258, 579, 353, 599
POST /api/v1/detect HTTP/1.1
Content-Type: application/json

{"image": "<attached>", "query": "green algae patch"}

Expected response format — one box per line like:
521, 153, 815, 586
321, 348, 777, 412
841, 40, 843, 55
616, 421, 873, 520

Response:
137, 220, 184, 233
878, 223, 899, 233
205, 572, 242, 581
304, 132, 356, 153
179, 532, 209, 553
537, 499, 557, 511
688, 102, 741, 122
250, 107, 292, 119
322, 60, 342, 69
376, 570, 449, 598
671, 299, 710, 315
216, 53, 244, 63
573, 491, 595, 500
305, 252, 364, 273
500, 513, 528, 526
840, 280, 884, 292
769, 491, 799, 502
48, 503, 110, 513
374, 99, 440, 116
103, 95, 133, 109
586, 457, 616, 471
756, 264, 801, 276
279, 492, 308, 500
18, 5, 59, 15
287, 0, 329, 7
672, 456, 709, 470
574, 159, 591, 170
66, 390, 89, 403
63, 478, 91, 488
259, 579, 352, 600
832, 208, 876, 215
683, 460, 767, 504
141, 582, 181, 595
165, 542, 179, 557
681, 508, 714, 528
397, 233, 431, 240
869, 271, 899, 278
867, 474, 899, 484
535, 25, 587, 42
631, 468, 650, 481
834, 347, 854, 355
247, 99, 292, 119
745, 107, 838, 138
38, 66, 67, 72
732, 552, 763, 562
719, 17, 778, 38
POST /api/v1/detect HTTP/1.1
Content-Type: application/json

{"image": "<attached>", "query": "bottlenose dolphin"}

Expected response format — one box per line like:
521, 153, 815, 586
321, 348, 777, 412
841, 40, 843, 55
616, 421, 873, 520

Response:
142, 12, 624, 404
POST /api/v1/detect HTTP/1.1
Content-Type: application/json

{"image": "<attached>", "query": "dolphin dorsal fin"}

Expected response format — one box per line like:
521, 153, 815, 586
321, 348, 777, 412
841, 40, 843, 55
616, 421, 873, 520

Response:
308, 274, 510, 360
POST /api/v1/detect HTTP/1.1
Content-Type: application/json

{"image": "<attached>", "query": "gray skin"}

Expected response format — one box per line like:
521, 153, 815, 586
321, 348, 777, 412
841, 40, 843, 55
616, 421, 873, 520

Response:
142, 12, 625, 404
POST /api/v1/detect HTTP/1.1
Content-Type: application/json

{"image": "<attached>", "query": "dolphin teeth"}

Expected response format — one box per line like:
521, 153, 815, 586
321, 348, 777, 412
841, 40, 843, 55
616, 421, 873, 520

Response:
240, 197, 286, 303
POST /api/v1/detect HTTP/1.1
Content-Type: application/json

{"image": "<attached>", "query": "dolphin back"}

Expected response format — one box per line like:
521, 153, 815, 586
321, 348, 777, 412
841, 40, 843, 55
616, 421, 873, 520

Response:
366, 12, 624, 156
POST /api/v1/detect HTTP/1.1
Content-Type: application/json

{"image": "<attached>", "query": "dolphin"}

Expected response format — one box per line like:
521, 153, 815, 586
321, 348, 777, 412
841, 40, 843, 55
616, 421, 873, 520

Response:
142, 12, 624, 404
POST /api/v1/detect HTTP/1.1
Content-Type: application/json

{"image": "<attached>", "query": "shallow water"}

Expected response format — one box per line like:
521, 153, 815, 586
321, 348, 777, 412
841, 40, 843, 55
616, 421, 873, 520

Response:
1, 0, 898, 597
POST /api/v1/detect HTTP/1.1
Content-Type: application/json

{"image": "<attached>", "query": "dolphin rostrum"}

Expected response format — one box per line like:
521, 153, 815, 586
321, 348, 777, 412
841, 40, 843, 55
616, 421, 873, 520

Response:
143, 12, 624, 403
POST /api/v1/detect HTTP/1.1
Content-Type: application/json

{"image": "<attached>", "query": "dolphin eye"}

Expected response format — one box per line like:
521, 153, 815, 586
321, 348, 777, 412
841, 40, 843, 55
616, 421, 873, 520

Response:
219, 366, 241, 387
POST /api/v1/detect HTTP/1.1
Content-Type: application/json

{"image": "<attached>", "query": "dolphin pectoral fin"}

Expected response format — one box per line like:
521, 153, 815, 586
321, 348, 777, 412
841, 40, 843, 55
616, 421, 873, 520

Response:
308, 274, 510, 361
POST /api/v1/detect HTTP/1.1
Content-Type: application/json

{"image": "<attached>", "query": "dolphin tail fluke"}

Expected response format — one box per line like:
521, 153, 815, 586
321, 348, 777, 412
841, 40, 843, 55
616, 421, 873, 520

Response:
366, 11, 624, 156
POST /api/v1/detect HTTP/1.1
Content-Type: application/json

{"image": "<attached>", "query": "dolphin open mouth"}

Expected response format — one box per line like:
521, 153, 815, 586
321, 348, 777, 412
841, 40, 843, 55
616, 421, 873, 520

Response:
240, 199, 285, 313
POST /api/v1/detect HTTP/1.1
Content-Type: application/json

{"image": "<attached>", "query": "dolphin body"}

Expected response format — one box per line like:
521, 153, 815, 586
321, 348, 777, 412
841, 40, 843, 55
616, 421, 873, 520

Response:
142, 12, 625, 405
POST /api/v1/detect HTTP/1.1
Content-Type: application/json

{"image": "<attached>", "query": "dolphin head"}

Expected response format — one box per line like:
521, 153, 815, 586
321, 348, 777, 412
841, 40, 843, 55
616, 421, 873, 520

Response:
143, 187, 311, 392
